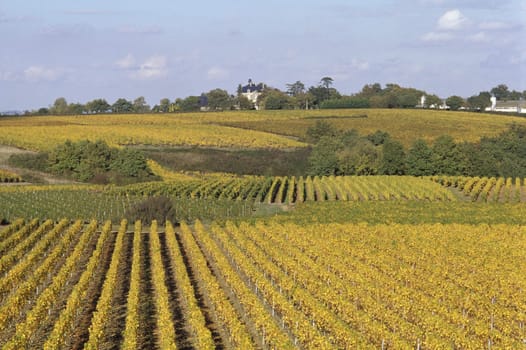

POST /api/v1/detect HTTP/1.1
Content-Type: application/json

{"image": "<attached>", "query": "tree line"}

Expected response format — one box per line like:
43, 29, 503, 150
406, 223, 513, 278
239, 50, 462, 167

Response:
307, 121, 526, 178
7, 80, 525, 116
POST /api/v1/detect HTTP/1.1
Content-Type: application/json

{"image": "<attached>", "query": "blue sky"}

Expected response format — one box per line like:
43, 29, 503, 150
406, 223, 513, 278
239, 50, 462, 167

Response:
1, 0, 525, 110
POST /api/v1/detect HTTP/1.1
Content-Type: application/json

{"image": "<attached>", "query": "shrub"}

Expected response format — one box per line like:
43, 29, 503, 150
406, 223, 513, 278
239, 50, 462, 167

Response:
125, 196, 177, 225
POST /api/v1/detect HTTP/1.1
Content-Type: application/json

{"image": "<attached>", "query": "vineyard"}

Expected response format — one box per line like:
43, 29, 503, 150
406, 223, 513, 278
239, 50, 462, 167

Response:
1, 109, 525, 151
114, 175, 456, 203
432, 176, 526, 203
0, 219, 524, 349
0, 169, 22, 183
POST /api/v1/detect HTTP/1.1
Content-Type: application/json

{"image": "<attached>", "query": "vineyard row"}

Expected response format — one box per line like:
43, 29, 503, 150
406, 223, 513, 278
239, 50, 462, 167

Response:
1, 219, 524, 349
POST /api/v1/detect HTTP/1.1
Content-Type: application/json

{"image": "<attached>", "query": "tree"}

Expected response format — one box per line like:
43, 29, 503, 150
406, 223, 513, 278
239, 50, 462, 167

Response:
379, 139, 405, 175
426, 94, 442, 108
133, 96, 150, 113
260, 89, 293, 110
305, 120, 339, 144
466, 92, 490, 111
431, 135, 465, 175
320, 77, 334, 101
50, 97, 68, 115
320, 76, 333, 89
307, 136, 342, 176
308, 86, 340, 107
176, 96, 200, 112
490, 84, 510, 100
206, 88, 232, 110
235, 95, 254, 110
338, 138, 380, 175
406, 139, 434, 176
445, 95, 465, 111
286, 81, 305, 97
86, 99, 110, 114
112, 98, 133, 113
159, 98, 171, 113
68, 103, 85, 115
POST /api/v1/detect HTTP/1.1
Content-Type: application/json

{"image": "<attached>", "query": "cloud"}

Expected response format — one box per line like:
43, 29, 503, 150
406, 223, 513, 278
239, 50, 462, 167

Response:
116, 54, 136, 69
421, 31, 454, 42
467, 31, 489, 43
207, 67, 229, 80
0, 71, 17, 81
437, 9, 468, 31
131, 55, 168, 80
479, 21, 520, 31
350, 59, 370, 71
117, 25, 162, 34
24, 66, 63, 81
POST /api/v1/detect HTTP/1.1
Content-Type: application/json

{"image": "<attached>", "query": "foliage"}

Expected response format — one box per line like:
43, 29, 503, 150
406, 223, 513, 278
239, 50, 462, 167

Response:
124, 196, 176, 224
405, 139, 434, 176
320, 96, 370, 109
304, 120, 340, 143
379, 139, 406, 175
47, 140, 155, 183
445, 95, 465, 110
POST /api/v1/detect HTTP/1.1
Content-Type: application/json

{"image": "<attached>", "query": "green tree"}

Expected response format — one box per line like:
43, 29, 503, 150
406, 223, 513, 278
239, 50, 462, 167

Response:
261, 89, 293, 110
133, 96, 150, 113
307, 136, 342, 176
490, 84, 510, 100
112, 98, 133, 113
305, 120, 339, 144
50, 97, 69, 115
338, 138, 380, 175
320, 76, 334, 100
379, 139, 406, 175
159, 98, 171, 113
445, 95, 465, 111
431, 135, 465, 175
286, 81, 305, 97
177, 96, 200, 112
206, 88, 232, 110
235, 95, 254, 110
68, 103, 85, 114
466, 92, 490, 111
406, 139, 434, 176
86, 99, 110, 114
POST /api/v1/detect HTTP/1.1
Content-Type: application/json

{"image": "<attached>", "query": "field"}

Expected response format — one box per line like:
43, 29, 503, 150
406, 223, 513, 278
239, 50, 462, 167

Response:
1, 109, 526, 151
1, 109, 526, 349
1, 218, 524, 349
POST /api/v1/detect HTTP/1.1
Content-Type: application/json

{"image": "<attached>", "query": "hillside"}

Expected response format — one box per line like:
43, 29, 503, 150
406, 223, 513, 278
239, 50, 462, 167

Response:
0, 109, 525, 151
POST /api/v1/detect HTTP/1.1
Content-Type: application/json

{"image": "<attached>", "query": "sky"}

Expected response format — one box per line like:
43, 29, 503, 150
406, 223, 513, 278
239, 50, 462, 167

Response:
0, 0, 525, 111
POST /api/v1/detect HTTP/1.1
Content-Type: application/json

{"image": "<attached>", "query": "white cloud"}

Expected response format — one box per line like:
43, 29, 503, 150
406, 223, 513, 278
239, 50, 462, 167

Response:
131, 55, 168, 80
116, 54, 136, 69
467, 31, 489, 43
421, 31, 454, 41
24, 66, 62, 81
479, 21, 517, 31
437, 9, 468, 30
350, 59, 369, 71
0, 71, 16, 81
207, 67, 229, 80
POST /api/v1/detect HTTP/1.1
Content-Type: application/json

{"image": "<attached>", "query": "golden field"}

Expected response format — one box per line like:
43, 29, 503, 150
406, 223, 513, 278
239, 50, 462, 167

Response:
0, 109, 525, 151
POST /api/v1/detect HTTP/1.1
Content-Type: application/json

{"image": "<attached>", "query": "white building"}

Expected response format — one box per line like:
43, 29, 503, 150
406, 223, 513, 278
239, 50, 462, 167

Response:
241, 79, 264, 110
485, 99, 526, 114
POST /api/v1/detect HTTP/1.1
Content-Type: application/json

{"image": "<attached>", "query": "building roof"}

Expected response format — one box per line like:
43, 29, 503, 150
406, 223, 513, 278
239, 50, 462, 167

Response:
241, 79, 264, 93
495, 100, 526, 108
